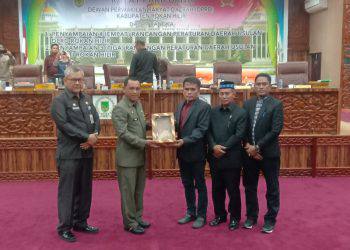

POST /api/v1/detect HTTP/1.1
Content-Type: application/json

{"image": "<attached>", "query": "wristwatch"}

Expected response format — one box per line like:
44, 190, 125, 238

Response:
255, 145, 260, 152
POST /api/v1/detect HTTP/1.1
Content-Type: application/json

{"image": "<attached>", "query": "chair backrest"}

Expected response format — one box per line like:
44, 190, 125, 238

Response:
277, 61, 309, 86
103, 64, 128, 87
213, 61, 242, 84
166, 64, 196, 83
12, 65, 42, 84
75, 65, 95, 89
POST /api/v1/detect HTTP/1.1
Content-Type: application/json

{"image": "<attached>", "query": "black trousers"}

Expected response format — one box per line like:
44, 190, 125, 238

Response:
57, 158, 93, 232
210, 166, 241, 222
178, 159, 208, 218
242, 156, 280, 225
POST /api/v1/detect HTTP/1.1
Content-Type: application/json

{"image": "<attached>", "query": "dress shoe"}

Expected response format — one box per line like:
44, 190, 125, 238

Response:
242, 218, 257, 229
192, 217, 206, 229
261, 222, 275, 234
228, 220, 239, 231
209, 217, 227, 227
73, 225, 99, 234
58, 230, 76, 242
138, 220, 151, 229
124, 225, 145, 235
178, 214, 196, 224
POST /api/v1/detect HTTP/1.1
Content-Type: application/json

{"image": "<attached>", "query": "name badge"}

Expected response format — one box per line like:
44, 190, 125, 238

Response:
89, 114, 94, 124
72, 103, 79, 110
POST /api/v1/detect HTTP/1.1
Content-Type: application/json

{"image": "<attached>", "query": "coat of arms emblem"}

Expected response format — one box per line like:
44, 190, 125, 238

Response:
101, 101, 109, 113
74, 0, 85, 8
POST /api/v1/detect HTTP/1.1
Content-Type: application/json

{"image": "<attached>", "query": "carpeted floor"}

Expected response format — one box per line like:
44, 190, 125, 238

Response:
0, 177, 349, 250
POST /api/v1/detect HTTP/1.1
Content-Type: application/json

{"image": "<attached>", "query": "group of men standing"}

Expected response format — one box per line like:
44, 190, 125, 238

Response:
173, 74, 284, 234
50, 45, 283, 242
107, 73, 283, 237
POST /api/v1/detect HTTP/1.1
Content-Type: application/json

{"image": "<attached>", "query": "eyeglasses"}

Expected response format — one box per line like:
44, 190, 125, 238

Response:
66, 78, 84, 83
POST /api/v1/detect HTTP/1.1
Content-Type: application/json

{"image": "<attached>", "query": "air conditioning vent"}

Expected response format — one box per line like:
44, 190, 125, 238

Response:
305, 0, 328, 14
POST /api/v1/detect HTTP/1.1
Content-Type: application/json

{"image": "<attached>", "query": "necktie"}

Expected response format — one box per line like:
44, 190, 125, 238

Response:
252, 98, 264, 145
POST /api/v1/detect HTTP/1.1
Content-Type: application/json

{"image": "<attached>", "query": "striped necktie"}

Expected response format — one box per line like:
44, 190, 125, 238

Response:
252, 97, 265, 145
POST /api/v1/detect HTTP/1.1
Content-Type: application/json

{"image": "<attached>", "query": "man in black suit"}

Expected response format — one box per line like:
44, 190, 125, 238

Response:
174, 76, 211, 229
129, 40, 159, 83
242, 73, 284, 234
207, 82, 247, 231
51, 66, 100, 242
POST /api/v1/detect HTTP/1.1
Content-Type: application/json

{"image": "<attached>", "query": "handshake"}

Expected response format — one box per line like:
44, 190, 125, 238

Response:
80, 133, 99, 150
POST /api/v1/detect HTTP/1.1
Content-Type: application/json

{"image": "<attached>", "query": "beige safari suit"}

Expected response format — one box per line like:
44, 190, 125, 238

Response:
112, 96, 147, 228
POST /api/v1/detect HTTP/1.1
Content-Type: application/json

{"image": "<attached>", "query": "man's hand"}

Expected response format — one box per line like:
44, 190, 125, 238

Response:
87, 133, 98, 146
80, 134, 98, 150
245, 143, 263, 161
244, 143, 258, 156
174, 139, 184, 148
213, 145, 226, 158
80, 142, 91, 150
146, 140, 160, 148
252, 153, 263, 161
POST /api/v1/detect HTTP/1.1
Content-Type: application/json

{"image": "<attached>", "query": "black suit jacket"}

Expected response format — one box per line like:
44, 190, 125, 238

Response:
243, 96, 284, 158
175, 98, 211, 162
51, 89, 100, 160
129, 48, 159, 83
208, 103, 247, 169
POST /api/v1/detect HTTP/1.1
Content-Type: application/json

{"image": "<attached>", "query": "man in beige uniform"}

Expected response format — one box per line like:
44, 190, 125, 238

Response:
112, 77, 158, 235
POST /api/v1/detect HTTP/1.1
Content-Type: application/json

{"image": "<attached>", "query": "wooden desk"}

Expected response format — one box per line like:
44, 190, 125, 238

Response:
0, 91, 55, 138
267, 88, 340, 134
85, 88, 340, 136
0, 88, 347, 180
